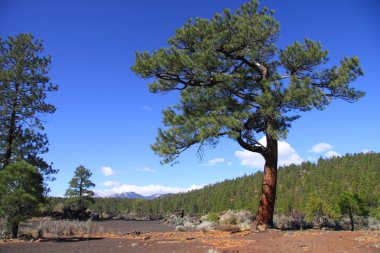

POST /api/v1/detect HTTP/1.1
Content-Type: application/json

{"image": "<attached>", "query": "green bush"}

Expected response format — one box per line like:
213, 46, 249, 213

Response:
207, 213, 220, 223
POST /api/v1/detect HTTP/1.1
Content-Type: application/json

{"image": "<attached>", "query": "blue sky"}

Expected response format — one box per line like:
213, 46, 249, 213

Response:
1, 0, 379, 196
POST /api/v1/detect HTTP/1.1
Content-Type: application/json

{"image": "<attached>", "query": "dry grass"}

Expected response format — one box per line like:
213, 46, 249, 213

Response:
18, 218, 105, 238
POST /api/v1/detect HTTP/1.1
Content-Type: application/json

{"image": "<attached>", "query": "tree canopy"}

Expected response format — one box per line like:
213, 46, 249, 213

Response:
0, 33, 58, 179
132, 0, 363, 164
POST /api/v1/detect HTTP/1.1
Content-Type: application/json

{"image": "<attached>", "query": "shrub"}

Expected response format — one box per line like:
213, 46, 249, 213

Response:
274, 212, 311, 230
234, 211, 254, 224
36, 219, 103, 236
219, 210, 237, 225
367, 217, 380, 230
207, 213, 219, 223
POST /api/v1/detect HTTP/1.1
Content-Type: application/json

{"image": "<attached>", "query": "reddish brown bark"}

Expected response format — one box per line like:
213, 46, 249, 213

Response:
256, 134, 278, 230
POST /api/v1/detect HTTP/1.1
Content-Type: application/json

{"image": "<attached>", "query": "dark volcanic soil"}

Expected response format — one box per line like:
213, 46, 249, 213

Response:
1, 221, 379, 253
0, 237, 211, 253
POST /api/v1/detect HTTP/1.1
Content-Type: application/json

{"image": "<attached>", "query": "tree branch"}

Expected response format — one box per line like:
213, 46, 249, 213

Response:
236, 133, 266, 155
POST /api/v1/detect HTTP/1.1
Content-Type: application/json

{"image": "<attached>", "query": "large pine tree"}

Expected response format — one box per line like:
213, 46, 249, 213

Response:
131, 1, 364, 229
0, 33, 58, 179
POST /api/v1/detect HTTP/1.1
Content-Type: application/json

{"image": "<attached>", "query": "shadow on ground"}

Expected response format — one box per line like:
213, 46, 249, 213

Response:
39, 237, 104, 243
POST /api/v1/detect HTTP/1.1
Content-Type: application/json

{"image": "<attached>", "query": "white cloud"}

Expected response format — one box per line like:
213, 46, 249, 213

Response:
135, 167, 156, 173
235, 150, 264, 168
325, 150, 341, 158
227, 162, 232, 166
142, 106, 152, 111
207, 157, 225, 166
101, 166, 114, 176
235, 136, 303, 169
278, 141, 304, 166
96, 184, 203, 197
310, 143, 334, 153
101, 181, 120, 187
361, 149, 371, 154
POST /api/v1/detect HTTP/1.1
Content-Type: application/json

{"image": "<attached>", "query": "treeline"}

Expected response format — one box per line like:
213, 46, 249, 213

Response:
82, 153, 379, 218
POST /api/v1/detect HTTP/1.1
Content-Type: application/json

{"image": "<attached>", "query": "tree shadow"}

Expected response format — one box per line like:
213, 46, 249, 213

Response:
39, 237, 104, 243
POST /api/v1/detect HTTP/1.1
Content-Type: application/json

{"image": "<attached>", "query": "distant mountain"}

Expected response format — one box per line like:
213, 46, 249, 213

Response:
110, 192, 169, 200
145, 193, 166, 200
112, 192, 146, 199
145, 193, 175, 199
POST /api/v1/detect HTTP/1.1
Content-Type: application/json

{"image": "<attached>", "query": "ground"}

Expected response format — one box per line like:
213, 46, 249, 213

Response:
0, 220, 379, 253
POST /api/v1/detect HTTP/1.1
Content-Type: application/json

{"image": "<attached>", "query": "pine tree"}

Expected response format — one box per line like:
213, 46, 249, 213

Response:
339, 192, 362, 231
65, 165, 95, 210
131, 1, 364, 229
0, 161, 44, 238
0, 33, 58, 179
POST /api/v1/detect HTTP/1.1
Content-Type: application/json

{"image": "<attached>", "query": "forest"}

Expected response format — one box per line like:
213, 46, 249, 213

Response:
69, 152, 380, 219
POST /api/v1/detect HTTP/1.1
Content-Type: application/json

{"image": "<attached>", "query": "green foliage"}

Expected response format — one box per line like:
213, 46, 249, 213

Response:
0, 33, 58, 180
131, 0, 364, 165
0, 161, 44, 238
207, 213, 220, 223
305, 194, 338, 222
339, 192, 361, 216
65, 165, 95, 210
338, 192, 365, 230
84, 153, 379, 218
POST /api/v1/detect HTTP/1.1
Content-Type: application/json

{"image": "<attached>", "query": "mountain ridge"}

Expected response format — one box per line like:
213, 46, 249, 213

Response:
106, 191, 167, 200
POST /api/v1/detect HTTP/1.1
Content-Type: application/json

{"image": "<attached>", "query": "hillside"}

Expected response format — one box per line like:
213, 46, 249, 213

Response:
90, 153, 380, 217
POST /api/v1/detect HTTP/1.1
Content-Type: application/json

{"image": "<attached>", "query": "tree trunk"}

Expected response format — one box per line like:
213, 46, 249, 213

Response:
3, 110, 17, 169
256, 134, 278, 230
11, 221, 19, 239
349, 211, 355, 231
3, 83, 19, 169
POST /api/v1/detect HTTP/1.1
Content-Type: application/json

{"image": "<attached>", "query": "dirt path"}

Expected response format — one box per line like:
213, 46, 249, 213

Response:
1, 230, 379, 253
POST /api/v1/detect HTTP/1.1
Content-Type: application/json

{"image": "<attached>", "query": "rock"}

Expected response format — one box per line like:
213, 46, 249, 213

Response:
91, 213, 100, 221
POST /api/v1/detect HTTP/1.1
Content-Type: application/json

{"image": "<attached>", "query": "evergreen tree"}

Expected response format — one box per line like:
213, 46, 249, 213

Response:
131, 0, 364, 229
0, 161, 44, 238
339, 192, 361, 231
305, 194, 337, 229
65, 165, 95, 209
0, 33, 58, 179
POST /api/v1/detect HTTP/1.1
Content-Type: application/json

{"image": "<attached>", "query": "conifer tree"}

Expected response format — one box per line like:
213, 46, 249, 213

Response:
65, 165, 95, 209
0, 33, 58, 179
339, 192, 362, 231
132, 0, 364, 229
0, 161, 44, 238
